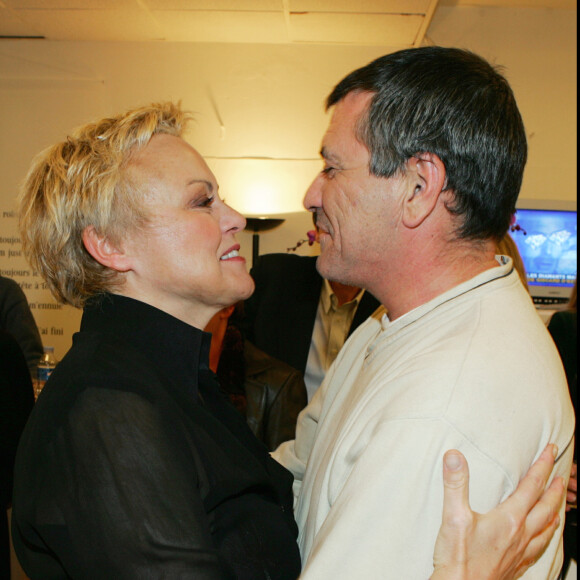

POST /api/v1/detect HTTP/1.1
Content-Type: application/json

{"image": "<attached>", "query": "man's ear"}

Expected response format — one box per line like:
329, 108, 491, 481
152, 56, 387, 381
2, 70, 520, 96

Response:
402, 153, 447, 229
82, 226, 131, 272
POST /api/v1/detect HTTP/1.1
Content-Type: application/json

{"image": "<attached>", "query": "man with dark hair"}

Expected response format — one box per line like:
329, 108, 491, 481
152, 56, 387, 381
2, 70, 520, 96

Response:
274, 47, 574, 578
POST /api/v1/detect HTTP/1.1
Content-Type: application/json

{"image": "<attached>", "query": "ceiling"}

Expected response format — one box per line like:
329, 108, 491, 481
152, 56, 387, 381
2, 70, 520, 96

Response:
0, 0, 576, 46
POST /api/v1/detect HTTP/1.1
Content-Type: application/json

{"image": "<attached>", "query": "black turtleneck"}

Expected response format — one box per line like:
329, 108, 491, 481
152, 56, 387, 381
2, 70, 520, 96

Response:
12, 294, 301, 580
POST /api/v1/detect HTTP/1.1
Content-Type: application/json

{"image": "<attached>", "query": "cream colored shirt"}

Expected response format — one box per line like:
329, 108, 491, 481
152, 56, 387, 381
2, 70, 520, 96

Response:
275, 259, 575, 579
303, 280, 364, 401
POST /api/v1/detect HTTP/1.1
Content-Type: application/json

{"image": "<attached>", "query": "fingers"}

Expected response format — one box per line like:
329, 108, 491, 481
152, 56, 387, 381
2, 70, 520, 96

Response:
441, 450, 471, 527
434, 445, 563, 580
501, 445, 558, 517
515, 510, 560, 577
521, 476, 564, 542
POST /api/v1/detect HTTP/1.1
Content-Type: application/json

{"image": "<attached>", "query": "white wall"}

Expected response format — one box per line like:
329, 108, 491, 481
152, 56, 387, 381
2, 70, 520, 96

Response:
0, 4, 576, 358
429, 5, 577, 204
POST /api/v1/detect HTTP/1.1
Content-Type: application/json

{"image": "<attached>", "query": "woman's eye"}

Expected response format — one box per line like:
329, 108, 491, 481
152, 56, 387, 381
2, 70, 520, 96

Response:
194, 195, 215, 208
322, 166, 336, 178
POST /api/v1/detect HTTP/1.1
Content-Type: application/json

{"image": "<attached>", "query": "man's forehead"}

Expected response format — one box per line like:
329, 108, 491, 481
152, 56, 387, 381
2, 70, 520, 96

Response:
329, 91, 373, 123
321, 93, 373, 164
325, 92, 372, 137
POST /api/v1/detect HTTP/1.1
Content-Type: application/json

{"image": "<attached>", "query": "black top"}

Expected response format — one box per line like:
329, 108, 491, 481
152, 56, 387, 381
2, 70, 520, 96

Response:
12, 294, 301, 580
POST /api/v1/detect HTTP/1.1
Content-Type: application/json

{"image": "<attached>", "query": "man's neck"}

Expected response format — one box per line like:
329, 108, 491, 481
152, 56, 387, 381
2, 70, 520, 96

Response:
372, 240, 499, 321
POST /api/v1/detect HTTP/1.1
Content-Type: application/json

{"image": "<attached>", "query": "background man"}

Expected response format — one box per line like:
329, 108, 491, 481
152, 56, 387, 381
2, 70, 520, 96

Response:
205, 303, 307, 450
244, 251, 380, 401
0, 274, 43, 377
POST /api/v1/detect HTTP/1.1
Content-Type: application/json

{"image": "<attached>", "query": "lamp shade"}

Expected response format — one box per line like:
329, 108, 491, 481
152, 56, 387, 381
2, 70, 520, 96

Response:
245, 217, 285, 233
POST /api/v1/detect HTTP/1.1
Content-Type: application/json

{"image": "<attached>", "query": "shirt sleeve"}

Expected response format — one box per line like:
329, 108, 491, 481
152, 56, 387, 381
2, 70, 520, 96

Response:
271, 365, 330, 505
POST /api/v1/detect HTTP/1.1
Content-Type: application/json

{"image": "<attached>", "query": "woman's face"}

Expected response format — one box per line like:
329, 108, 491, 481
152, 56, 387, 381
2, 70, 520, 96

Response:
119, 133, 254, 329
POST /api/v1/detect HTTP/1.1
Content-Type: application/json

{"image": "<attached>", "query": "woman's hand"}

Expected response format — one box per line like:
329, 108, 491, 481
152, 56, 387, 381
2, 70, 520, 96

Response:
431, 444, 564, 580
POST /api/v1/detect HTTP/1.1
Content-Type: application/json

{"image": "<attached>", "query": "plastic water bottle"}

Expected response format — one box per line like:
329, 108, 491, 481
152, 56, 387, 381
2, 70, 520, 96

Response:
35, 346, 57, 398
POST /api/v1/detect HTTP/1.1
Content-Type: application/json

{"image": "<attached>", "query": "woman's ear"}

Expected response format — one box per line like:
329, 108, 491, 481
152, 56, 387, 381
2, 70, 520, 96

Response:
402, 153, 447, 229
82, 226, 131, 272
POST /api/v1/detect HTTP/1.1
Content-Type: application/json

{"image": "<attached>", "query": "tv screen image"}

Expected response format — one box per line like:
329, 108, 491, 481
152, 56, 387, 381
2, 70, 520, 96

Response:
510, 208, 577, 306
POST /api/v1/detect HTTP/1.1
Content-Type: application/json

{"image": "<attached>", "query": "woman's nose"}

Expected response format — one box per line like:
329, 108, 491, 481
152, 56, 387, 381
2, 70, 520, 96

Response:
222, 202, 246, 233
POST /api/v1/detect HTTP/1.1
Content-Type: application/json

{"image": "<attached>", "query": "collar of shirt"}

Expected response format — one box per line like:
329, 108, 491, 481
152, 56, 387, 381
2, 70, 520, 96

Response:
320, 278, 365, 314
379, 255, 515, 333
81, 293, 211, 399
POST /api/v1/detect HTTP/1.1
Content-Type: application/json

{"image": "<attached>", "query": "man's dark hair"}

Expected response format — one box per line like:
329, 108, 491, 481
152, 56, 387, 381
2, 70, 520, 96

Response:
326, 46, 527, 241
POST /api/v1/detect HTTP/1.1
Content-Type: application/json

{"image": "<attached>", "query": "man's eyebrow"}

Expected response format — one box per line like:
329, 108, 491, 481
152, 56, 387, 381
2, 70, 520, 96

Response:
320, 147, 342, 166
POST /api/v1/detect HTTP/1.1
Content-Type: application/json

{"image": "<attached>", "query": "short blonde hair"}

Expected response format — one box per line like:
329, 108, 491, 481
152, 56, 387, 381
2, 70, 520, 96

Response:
18, 102, 192, 308
496, 232, 529, 292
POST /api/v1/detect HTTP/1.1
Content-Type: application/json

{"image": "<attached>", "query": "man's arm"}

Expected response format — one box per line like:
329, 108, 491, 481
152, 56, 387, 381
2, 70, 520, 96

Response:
432, 444, 565, 580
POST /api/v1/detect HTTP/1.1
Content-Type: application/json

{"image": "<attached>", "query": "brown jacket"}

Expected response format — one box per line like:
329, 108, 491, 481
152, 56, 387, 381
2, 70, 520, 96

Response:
244, 341, 307, 451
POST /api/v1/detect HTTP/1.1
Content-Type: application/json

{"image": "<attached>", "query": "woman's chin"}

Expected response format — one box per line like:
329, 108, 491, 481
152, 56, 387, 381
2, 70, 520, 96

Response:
228, 275, 255, 304
238, 278, 256, 302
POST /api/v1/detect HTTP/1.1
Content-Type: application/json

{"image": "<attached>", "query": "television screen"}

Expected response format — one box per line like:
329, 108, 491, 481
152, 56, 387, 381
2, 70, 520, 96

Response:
510, 208, 577, 305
